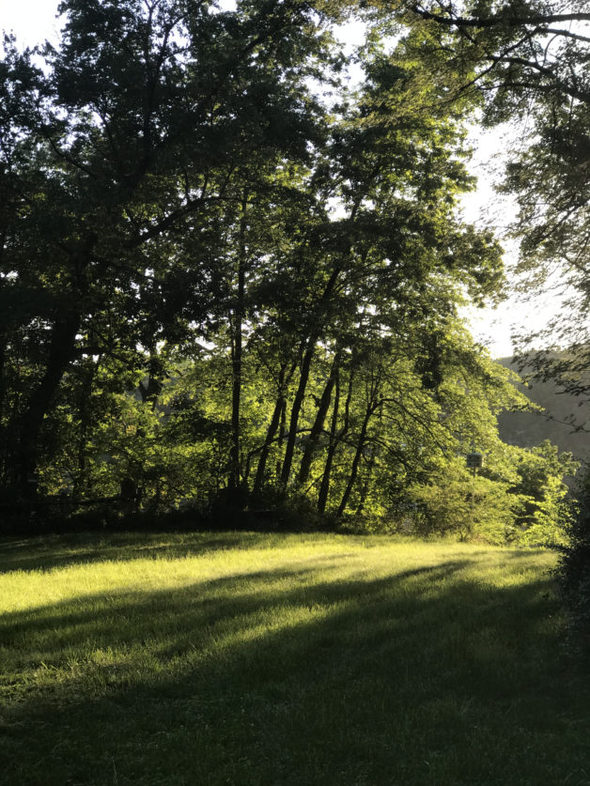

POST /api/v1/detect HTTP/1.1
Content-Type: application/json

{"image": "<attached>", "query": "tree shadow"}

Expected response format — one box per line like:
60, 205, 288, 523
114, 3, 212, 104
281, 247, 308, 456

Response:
1, 553, 588, 785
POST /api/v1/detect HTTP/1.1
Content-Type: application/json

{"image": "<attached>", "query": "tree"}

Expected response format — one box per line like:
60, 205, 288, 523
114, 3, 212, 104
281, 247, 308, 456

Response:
265, 43, 505, 498
0, 0, 339, 504
508, 440, 577, 545
390, 2, 590, 379
1, 0, 555, 542
388, 0, 590, 624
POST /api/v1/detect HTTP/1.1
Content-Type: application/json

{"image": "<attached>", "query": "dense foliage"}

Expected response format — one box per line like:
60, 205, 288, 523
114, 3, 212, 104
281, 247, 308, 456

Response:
394, 2, 590, 413
393, 0, 590, 625
0, 0, 576, 542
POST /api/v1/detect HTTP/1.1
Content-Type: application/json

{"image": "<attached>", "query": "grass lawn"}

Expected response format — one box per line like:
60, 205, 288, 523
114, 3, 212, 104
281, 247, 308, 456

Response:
0, 531, 589, 785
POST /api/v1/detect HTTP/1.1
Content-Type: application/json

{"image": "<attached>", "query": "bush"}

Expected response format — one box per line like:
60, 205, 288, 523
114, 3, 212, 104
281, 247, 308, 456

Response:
557, 464, 590, 644
405, 459, 516, 543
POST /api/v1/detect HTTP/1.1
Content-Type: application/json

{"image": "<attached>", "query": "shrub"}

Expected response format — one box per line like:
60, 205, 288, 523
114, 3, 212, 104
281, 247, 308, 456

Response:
557, 464, 590, 644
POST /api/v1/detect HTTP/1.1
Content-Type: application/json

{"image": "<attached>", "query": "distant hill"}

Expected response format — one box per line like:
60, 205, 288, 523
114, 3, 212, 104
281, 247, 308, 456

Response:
497, 357, 590, 462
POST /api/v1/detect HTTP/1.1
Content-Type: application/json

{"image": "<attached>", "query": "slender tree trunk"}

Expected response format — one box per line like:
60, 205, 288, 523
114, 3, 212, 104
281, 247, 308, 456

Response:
253, 363, 291, 493
356, 402, 382, 515
355, 453, 375, 516
12, 235, 96, 502
229, 193, 248, 493
0, 331, 6, 415
139, 350, 164, 407
73, 357, 100, 503
0, 332, 7, 487
279, 195, 364, 494
253, 393, 284, 492
276, 397, 287, 479
318, 363, 356, 514
123, 348, 163, 513
317, 366, 340, 515
279, 263, 344, 490
279, 339, 316, 488
337, 403, 374, 518
297, 350, 340, 488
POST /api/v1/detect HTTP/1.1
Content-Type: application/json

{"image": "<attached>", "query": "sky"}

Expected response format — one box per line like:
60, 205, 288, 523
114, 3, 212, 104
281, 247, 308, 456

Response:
0, 0, 62, 48
0, 0, 561, 358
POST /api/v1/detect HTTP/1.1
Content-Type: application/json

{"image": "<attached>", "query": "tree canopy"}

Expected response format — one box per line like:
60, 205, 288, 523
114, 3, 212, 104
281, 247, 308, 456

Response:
393, 1, 590, 400
0, 0, 576, 543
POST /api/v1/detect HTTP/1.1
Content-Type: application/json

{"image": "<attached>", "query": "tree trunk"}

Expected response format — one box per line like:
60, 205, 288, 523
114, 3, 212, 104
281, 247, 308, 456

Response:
317, 366, 340, 515
279, 339, 316, 489
0, 331, 6, 415
72, 357, 100, 503
253, 363, 292, 494
229, 193, 248, 493
254, 393, 283, 491
297, 350, 340, 488
355, 452, 375, 516
0, 332, 7, 487
279, 263, 344, 490
337, 402, 374, 518
139, 351, 164, 407
275, 396, 287, 479
355, 402, 382, 515
318, 363, 356, 514
14, 311, 81, 499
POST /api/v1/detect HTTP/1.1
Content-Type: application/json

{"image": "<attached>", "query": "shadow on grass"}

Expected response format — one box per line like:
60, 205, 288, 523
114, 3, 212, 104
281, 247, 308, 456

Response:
1, 553, 588, 786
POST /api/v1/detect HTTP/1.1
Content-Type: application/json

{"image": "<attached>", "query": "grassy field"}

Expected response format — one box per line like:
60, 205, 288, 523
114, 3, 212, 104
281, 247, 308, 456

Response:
0, 531, 589, 785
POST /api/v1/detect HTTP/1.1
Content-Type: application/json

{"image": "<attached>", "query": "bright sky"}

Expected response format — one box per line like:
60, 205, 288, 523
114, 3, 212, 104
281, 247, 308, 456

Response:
0, 0, 561, 358
0, 0, 62, 47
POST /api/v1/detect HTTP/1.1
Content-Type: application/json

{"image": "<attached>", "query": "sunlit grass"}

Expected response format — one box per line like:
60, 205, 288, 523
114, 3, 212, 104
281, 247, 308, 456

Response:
0, 531, 588, 785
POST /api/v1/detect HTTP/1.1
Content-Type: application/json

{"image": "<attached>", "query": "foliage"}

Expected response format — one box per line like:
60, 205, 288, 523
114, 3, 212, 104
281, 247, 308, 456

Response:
558, 464, 590, 642
0, 0, 338, 498
407, 458, 515, 543
394, 2, 590, 399
389, 2, 590, 384
508, 441, 577, 546
0, 0, 576, 541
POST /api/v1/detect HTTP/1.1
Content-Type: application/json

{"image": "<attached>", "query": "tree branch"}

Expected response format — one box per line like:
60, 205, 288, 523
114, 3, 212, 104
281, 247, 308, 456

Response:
409, 4, 590, 29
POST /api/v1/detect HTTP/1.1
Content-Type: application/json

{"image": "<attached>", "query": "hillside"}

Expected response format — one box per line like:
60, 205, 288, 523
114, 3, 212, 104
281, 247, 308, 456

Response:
498, 357, 590, 463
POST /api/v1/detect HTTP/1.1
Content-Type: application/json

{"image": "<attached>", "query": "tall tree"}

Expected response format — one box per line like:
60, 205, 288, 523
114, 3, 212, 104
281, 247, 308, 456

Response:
392, 1, 590, 388
0, 0, 338, 502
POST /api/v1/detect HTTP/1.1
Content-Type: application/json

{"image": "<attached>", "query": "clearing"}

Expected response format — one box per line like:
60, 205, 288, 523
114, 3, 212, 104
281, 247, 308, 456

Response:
0, 531, 588, 785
